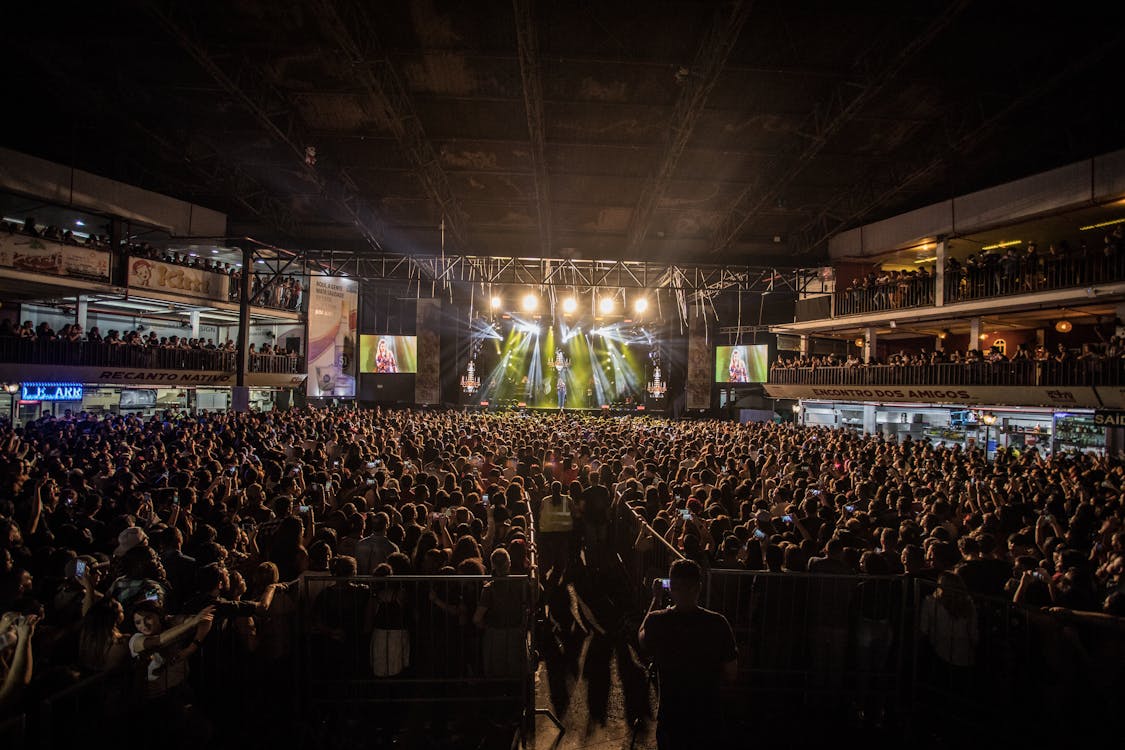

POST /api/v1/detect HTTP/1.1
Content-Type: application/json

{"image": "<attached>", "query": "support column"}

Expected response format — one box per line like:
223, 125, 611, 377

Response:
862, 403, 877, 436
189, 311, 201, 338
799, 335, 809, 356
935, 335, 944, 353
864, 326, 877, 364
934, 239, 946, 306
233, 247, 252, 412
75, 296, 89, 330
1115, 303, 1125, 338
969, 317, 982, 351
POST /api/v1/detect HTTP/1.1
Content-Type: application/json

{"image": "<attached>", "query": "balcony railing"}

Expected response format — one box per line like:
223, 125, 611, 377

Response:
0, 338, 305, 375
249, 353, 305, 373
834, 277, 934, 316
945, 252, 1125, 303
0, 337, 235, 370
769, 359, 1124, 388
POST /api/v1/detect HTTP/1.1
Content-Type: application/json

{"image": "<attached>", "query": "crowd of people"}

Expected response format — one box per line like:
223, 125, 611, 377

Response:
771, 337, 1125, 371
946, 229, 1124, 301
839, 267, 936, 314
0, 320, 300, 374
1, 406, 1122, 744
838, 226, 1125, 316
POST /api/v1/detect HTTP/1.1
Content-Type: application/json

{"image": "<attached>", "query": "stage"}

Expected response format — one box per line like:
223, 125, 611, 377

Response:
463, 401, 666, 416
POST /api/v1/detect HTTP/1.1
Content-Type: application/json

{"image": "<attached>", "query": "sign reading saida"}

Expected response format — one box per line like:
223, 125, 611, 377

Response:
21, 382, 84, 401
1094, 410, 1125, 427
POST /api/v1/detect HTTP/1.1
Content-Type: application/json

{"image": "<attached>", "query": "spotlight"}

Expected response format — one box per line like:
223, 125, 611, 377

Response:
562, 297, 578, 315
1055, 319, 1072, 333
490, 296, 502, 310
599, 297, 615, 315
522, 293, 539, 312
633, 297, 649, 314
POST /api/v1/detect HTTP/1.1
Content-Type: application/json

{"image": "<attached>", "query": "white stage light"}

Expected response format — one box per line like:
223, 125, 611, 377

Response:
599, 296, 615, 314
490, 296, 502, 310
634, 297, 649, 314
562, 297, 578, 314
522, 293, 539, 312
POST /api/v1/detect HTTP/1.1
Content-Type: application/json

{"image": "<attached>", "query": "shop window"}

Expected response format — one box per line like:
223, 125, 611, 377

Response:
992, 338, 1006, 355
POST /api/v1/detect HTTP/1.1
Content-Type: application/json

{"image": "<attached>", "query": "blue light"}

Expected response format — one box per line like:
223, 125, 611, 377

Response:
20, 383, 84, 402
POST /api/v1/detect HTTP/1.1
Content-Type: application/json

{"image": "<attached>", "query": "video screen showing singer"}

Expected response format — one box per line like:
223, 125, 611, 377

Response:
727, 347, 748, 383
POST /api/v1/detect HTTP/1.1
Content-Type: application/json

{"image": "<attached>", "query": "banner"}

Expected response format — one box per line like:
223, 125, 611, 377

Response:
128, 257, 230, 301
306, 275, 358, 397
764, 383, 1102, 408
0, 234, 110, 282
686, 309, 710, 410
0, 363, 306, 388
415, 299, 441, 404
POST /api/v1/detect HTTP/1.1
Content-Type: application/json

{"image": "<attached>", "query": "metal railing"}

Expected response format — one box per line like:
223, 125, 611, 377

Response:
613, 503, 686, 598
706, 570, 909, 711
249, 353, 305, 373
946, 252, 1125, 303
835, 277, 935, 316
769, 359, 1124, 387
0, 337, 235, 371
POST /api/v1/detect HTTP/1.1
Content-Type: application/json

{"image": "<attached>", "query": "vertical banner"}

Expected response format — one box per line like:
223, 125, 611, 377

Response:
686, 309, 711, 410
306, 275, 358, 397
415, 298, 442, 405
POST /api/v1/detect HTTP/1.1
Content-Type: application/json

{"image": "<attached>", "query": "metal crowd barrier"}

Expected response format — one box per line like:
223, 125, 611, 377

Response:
835, 277, 935, 316
946, 252, 1125, 303
705, 570, 909, 713
297, 573, 537, 742
769, 359, 1124, 387
613, 504, 686, 597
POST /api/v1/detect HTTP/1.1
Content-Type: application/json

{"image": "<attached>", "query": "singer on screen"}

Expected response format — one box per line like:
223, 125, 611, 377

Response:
728, 347, 748, 383
375, 337, 399, 373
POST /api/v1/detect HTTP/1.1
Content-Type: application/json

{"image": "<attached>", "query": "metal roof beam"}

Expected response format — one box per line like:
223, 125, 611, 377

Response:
621, 1, 753, 258
709, 0, 970, 254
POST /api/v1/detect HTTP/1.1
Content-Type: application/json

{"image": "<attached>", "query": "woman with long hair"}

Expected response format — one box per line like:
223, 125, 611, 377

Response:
268, 516, 309, 583
537, 481, 574, 587
78, 598, 130, 672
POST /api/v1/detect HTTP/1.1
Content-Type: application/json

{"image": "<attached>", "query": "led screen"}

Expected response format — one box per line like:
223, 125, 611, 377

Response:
714, 344, 768, 383
359, 335, 418, 374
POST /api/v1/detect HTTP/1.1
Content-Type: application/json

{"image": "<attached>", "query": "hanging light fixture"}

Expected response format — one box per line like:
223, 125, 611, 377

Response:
647, 350, 667, 399
460, 360, 481, 393
1055, 319, 1072, 333
854, 337, 865, 348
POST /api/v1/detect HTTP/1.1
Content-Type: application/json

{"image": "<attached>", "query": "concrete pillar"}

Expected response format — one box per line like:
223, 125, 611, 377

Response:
1115, 303, 1125, 338
1036, 328, 1045, 347
75, 296, 88, 330
864, 326, 877, 363
189, 311, 201, 338
799, 335, 809, 355
969, 317, 982, 351
935, 335, 944, 353
863, 403, 877, 435
934, 240, 946, 306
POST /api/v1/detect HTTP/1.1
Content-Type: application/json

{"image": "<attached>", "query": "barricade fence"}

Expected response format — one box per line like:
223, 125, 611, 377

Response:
613, 504, 686, 598
769, 359, 1124, 387
297, 573, 537, 741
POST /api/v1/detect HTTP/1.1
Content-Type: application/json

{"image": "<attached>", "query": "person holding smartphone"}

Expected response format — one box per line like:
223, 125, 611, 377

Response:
640, 560, 738, 748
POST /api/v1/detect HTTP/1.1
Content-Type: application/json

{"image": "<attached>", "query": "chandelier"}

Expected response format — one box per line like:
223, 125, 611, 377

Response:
647, 365, 667, 399
460, 361, 481, 393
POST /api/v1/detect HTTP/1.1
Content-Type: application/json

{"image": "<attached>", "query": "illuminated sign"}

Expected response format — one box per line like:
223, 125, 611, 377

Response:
21, 382, 84, 401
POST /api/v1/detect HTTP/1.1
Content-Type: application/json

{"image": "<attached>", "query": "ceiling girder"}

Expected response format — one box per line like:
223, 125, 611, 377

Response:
709, 0, 971, 254
621, 1, 753, 258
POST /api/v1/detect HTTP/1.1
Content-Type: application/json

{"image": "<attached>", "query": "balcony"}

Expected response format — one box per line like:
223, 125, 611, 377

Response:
765, 360, 1125, 409
834, 276, 935, 316
946, 252, 1125, 303
0, 338, 306, 388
